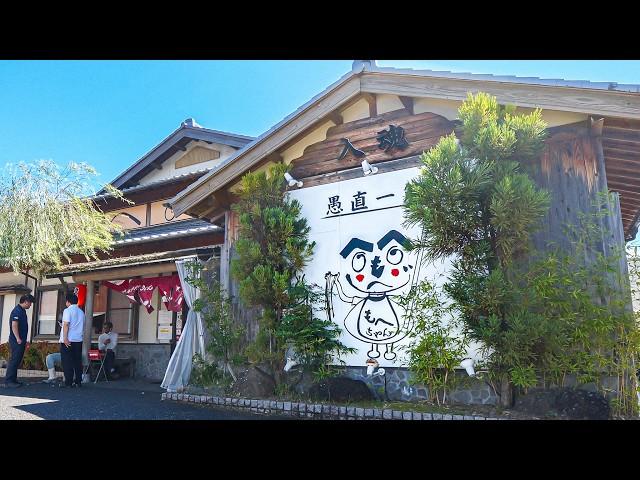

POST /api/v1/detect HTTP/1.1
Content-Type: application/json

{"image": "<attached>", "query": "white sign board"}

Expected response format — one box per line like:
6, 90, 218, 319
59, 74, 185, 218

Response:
158, 309, 173, 325
158, 325, 173, 341
289, 167, 470, 368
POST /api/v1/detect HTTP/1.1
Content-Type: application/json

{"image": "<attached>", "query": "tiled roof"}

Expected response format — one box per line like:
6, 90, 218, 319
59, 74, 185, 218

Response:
370, 64, 640, 93
55, 248, 215, 274
114, 219, 220, 245
91, 167, 215, 200
170, 61, 640, 209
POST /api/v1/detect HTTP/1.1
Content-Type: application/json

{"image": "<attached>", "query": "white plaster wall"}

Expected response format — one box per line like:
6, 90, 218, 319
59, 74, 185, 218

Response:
340, 98, 369, 123
1, 294, 17, 344
139, 142, 238, 186
0, 272, 28, 288
281, 121, 335, 165
376, 94, 405, 115
413, 97, 461, 120
413, 97, 588, 127
138, 280, 160, 344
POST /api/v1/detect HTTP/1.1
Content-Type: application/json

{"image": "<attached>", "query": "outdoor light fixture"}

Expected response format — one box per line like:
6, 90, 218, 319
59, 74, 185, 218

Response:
366, 358, 379, 376
460, 358, 476, 377
284, 172, 303, 188
366, 358, 385, 377
361, 159, 378, 176
284, 357, 299, 372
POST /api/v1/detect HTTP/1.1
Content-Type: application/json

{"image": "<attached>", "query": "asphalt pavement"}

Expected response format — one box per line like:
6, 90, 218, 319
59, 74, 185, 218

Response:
0, 379, 280, 420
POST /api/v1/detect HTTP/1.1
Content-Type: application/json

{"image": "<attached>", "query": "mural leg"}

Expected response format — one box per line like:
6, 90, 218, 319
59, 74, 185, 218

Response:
384, 343, 396, 361
368, 343, 380, 359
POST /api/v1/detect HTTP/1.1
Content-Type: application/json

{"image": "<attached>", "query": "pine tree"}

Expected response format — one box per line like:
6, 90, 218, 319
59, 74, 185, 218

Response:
404, 93, 550, 406
230, 163, 315, 385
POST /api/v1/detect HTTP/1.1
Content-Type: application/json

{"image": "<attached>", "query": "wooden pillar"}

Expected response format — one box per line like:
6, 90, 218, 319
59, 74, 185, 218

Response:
219, 211, 230, 294
82, 280, 94, 367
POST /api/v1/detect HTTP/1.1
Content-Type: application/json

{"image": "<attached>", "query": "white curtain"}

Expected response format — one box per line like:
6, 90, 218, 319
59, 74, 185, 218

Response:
161, 258, 206, 392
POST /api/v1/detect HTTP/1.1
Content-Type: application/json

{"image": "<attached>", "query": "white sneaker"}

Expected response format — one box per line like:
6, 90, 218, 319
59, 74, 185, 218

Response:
42, 378, 57, 384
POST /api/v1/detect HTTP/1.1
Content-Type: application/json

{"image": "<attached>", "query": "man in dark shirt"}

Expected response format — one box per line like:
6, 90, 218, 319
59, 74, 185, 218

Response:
4, 294, 35, 387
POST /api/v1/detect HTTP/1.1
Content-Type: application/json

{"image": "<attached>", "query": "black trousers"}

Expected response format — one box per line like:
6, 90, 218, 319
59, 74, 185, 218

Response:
60, 342, 83, 386
4, 340, 25, 384
103, 350, 115, 378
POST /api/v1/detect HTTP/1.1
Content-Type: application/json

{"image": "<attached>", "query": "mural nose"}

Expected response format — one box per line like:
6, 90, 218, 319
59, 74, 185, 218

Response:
371, 256, 384, 278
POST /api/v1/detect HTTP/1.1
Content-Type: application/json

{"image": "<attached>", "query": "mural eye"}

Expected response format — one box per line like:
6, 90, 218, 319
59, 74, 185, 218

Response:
386, 247, 403, 265
352, 252, 367, 272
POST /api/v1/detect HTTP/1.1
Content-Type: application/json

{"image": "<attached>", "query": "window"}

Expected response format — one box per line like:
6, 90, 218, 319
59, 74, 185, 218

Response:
35, 287, 72, 338
92, 281, 138, 340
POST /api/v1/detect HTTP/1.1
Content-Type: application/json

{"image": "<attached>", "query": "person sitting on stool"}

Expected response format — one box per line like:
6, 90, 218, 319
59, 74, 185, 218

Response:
98, 322, 118, 380
42, 352, 62, 384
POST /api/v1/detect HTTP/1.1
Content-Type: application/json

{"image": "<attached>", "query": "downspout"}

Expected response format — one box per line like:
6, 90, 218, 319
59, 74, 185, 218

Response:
22, 271, 38, 342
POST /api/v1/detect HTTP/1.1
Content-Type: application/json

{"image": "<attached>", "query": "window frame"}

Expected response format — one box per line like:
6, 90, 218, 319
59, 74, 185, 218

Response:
91, 280, 139, 342
33, 285, 74, 340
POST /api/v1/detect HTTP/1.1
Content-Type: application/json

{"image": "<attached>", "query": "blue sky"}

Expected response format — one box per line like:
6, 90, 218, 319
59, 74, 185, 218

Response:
0, 60, 639, 186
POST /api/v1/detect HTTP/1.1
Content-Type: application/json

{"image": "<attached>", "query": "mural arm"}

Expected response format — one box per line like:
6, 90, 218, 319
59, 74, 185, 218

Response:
325, 272, 357, 304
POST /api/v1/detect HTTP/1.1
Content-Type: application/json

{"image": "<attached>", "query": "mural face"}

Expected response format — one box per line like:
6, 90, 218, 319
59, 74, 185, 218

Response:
289, 167, 455, 367
325, 228, 420, 361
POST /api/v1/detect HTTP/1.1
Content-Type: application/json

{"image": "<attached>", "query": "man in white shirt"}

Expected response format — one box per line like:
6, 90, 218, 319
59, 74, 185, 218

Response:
59, 292, 85, 388
98, 322, 118, 379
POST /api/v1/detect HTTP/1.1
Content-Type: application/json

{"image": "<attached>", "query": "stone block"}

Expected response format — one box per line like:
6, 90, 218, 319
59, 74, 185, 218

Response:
431, 413, 442, 420
402, 411, 412, 420
382, 409, 393, 420
355, 408, 365, 418
277, 402, 285, 410
421, 412, 433, 420
392, 410, 403, 420
347, 407, 356, 417
339, 406, 347, 418
412, 412, 422, 420
284, 402, 292, 411
270, 400, 277, 409
463, 416, 475, 420
365, 409, 374, 418
452, 415, 465, 420
331, 406, 339, 417
373, 409, 382, 419
314, 404, 322, 414
443, 414, 453, 420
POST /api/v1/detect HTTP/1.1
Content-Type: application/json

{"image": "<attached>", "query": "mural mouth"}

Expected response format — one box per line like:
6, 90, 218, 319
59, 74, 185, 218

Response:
366, 280, 393, 289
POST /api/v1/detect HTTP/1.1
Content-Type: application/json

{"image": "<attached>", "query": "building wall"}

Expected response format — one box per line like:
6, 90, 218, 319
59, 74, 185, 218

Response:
281, 121, 335, 165
0, 294, 16, 344
139, 141, 238, 185
116, 343, 171, 380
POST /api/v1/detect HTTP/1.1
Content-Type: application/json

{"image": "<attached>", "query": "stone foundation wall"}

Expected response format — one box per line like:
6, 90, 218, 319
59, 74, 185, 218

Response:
341, 366, 498, 405
116, 344, 171, 380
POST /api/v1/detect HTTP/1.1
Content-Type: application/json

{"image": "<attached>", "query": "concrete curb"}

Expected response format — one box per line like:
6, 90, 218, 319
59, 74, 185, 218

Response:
160, 392, 504, 420
0, 368, 63, 379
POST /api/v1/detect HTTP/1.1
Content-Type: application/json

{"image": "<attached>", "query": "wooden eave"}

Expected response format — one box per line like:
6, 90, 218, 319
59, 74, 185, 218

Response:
168, 70, 640, 233
601, 117, 640, 239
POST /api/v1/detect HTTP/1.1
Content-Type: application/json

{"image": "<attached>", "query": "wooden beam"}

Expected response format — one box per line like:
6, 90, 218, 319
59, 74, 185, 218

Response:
590, 117, 604, 136
213, 191, 231, 209
327, 111, 343, 126
399, 96, 414, 115
73, 262, 178, 282
360, 72, 640, 120
362, 93, 377, 117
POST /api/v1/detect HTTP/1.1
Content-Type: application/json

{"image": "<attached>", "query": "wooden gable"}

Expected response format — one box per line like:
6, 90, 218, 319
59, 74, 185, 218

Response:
289, 109, 455, 179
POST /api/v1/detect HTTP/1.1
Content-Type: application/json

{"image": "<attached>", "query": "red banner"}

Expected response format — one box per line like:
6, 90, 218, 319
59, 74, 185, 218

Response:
102, 275, 183, 314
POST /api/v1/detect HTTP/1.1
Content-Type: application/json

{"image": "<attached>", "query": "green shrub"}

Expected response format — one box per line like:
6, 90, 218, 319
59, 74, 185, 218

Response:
0, 342, 59, 370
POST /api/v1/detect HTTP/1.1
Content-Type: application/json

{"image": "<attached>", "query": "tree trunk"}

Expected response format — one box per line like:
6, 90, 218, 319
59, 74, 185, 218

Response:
500, 373, 513, 408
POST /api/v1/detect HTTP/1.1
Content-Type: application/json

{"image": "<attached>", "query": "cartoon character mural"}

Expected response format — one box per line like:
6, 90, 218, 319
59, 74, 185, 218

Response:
324, 229, 423, 362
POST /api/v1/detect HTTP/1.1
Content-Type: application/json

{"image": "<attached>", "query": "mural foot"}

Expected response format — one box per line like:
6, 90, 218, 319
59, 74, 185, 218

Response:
383, 351, 397, 361
368, 347, 381, 359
